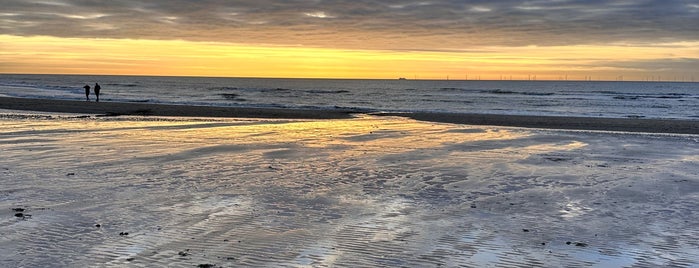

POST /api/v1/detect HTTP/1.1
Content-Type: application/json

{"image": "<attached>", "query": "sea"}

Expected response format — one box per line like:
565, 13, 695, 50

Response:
1, 74, 698, 119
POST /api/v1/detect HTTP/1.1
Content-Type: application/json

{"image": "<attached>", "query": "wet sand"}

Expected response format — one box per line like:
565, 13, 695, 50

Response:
378, 112, 699, 135
0, 96, 356, 119
1, 114, 699, 267
1, 96, 698, 134
2, 95, 699, 266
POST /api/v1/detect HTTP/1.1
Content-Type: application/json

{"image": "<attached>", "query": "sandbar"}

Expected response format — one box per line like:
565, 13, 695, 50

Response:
377, 112, 699, 134
0, 96, 355, 119
1, 96, 698, 134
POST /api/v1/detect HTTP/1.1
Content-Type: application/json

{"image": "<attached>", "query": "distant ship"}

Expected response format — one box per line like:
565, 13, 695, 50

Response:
398, 77, 407, 80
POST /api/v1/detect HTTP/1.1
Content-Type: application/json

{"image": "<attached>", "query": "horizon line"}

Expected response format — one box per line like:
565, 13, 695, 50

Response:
0, 72, 696, 83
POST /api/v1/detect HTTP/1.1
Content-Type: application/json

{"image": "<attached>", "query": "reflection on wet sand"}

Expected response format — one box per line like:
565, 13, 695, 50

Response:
1, 115, 698, 267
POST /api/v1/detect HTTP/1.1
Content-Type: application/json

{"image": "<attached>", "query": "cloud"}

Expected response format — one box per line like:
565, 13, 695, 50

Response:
602, 58, 699, 72
1, 0, 698, 50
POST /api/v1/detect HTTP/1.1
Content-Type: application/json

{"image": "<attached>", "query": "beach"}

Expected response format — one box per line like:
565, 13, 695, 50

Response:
0, 97, 356, 120
2, 96, 698, 134
2, 99, 699, 267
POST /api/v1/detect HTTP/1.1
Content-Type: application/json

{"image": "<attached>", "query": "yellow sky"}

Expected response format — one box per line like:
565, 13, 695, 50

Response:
2, 35, 698, 80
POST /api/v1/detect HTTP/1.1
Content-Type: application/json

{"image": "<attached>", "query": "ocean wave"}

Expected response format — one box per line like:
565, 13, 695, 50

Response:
264, 88, 292, 92
481, 89, 555, 96
209, 87, 293, 93
220, 93, 246, 101
208, 86, 239, 91
424, 99, 474, 104
613, 96, 640, 100
614, 94, 688, 100
106, 83, 139, 87
305, 89, 350, 94
653, 94, 688, 99
587, 90, 622, 94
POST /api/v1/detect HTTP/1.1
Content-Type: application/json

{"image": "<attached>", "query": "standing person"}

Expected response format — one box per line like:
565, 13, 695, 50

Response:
94, 83, 101, 102
83, 84, 91, 101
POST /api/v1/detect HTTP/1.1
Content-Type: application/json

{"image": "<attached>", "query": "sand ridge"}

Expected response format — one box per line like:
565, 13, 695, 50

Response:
1, 96, 698, 134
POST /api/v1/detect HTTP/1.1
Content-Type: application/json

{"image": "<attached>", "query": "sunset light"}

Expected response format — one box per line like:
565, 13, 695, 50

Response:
2, 2, 699, 267
2, 35, 698, 81
2, 0, 698, 80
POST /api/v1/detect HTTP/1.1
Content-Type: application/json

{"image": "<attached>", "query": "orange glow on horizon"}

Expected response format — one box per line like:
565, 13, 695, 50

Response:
1, 35, 698, 81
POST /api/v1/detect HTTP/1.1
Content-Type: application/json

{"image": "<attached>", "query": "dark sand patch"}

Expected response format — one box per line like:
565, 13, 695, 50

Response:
1, 96, 698, 134
0, 97, 355, 119
376, 111, 699, 134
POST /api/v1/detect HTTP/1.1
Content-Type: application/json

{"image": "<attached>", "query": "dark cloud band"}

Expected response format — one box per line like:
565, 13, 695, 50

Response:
1, 0, 698, 50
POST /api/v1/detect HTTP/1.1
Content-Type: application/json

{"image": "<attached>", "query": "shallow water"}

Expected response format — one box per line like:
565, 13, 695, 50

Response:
1, 115, 699, 267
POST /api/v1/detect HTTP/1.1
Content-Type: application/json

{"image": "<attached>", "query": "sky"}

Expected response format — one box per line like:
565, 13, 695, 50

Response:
1, 0, 698, 80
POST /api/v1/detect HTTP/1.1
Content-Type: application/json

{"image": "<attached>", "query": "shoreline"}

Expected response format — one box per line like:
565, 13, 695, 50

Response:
0, 96, 355, 120
1, 96, 698, 134
377, 112, 699, 135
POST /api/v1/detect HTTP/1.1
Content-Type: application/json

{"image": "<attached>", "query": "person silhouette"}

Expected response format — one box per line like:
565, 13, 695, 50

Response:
83, 84, 91, 101
94, 83, 101, 102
